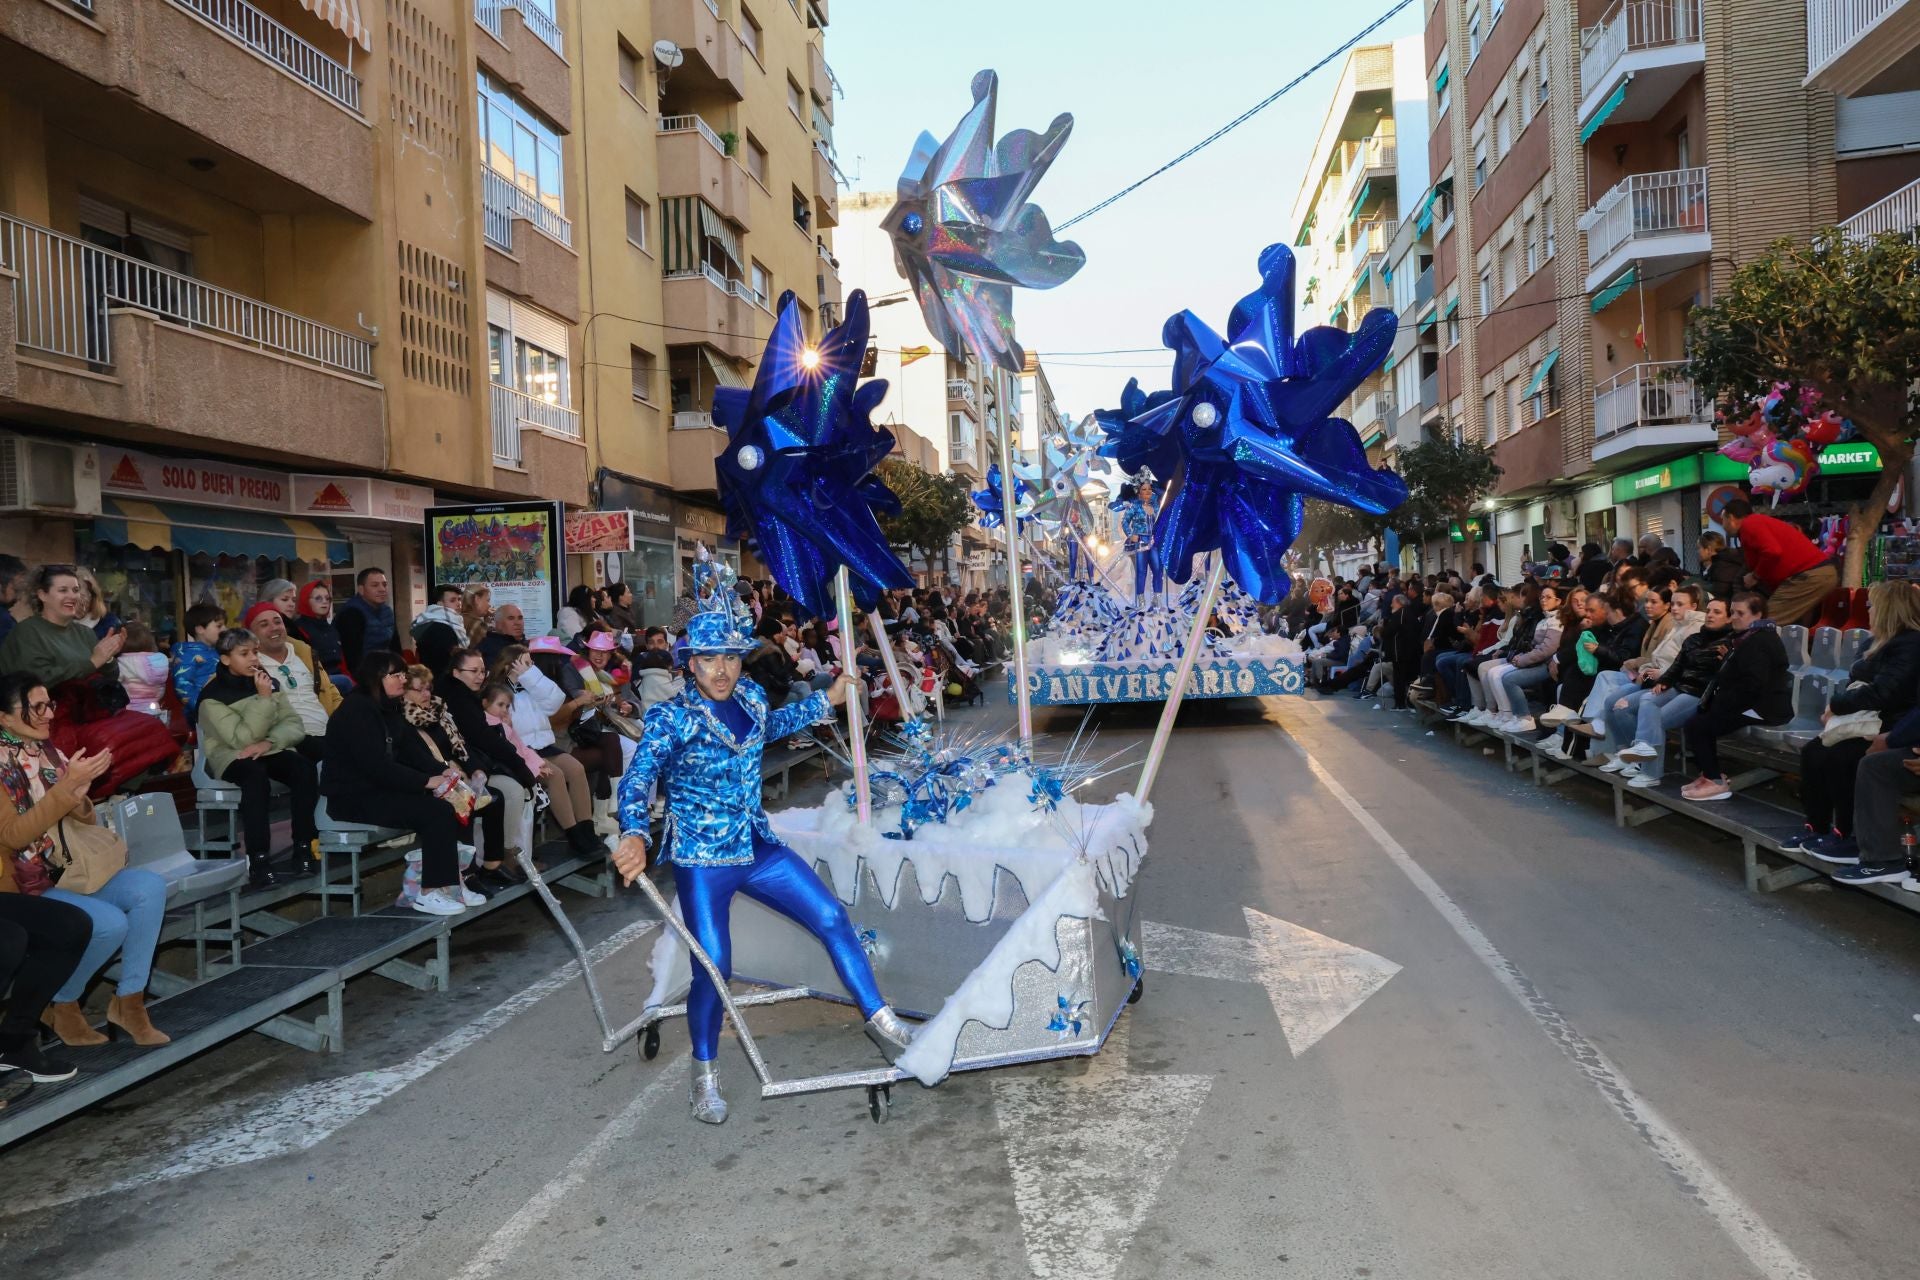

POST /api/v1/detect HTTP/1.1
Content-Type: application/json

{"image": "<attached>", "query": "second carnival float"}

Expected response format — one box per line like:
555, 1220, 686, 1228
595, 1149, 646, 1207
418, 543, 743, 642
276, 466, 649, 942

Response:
521, 68, 1409, 1123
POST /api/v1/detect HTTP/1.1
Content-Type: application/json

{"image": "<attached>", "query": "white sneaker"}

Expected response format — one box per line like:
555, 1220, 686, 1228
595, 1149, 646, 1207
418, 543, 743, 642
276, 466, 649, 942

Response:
1462, 710, 1488, 726
411, 888, 467, 916
1539, 740, 1571, 761
1618, 762, 1641, 778
1598, 756, 1630, 774
458, 884, 487, 907
1539, 704, 1580, 727
1616, 739, 1659, 761
1509, 716, 1537, 732
1626, 773, 1661, 789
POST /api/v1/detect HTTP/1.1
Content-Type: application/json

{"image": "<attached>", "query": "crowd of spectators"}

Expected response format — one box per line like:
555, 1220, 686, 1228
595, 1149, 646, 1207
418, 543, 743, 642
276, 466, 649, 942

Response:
0, 555, 1018, 1089
1295, 505, 1919, 888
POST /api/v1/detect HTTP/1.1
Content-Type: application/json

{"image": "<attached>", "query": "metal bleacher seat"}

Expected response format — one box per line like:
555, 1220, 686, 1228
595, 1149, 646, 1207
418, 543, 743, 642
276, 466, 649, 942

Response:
100, 793, 249, 977
191, 748, 286, 857
1806, 626, 1841, 674
314, 767, 413, 917
1741, 671, 1832, 753
1837, 628, 1871, 674
1779, 623, 1810, 673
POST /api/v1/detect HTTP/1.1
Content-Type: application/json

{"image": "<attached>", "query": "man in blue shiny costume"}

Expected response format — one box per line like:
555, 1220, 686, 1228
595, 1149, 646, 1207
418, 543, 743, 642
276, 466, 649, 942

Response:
613, 609, 913, 1123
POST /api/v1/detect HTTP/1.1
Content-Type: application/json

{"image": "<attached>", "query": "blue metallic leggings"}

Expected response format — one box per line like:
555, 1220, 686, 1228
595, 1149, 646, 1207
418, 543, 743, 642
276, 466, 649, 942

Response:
676, 836, 884, 1061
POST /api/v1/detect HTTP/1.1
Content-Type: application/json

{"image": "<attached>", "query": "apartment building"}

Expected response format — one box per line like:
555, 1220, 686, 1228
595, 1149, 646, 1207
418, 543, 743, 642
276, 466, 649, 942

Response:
1410, 0, 1850, 578
577, 0, 845, 619
837, 188, 1028, 590
1807, 0, 1920, 235
0, 0, 843, 636
1285, 38, 1432, 466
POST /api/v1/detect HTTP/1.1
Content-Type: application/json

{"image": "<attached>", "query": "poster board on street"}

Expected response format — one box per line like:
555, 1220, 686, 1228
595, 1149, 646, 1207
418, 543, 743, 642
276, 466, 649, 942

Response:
424, 500, 564, 639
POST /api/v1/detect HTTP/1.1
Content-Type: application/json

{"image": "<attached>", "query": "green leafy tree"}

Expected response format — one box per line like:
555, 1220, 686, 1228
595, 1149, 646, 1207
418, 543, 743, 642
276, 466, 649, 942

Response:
1296, 501, 1391, 575
1686, 229, 1920, 586
1395, 437, 1502, 570
876, 457, 973, 573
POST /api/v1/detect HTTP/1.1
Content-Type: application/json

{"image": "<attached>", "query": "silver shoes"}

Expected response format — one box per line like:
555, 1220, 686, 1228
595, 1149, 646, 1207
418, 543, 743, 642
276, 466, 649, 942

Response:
864, 1005, 915, 1063
690, 1058, 728, 1125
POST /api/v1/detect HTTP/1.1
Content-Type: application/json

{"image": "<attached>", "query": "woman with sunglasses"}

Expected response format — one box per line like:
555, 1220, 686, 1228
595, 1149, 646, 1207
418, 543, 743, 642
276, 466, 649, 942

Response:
0, 671, 171, 1048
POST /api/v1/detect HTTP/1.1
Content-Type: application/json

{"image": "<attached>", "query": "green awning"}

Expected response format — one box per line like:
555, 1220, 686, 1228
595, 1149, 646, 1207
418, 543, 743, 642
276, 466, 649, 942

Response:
1348, 180, 1373, 225
1414, 186, 1438, 234
1523, 349, 1560, 398
1418, 311, 1438, 334
1383, 352, 1399, 372
1591, 266, 1637, 312
1580, 78, 1631, 145
1434, 64, 1450, 93
1294, 209, 1316, 246
1362, 425, 1385, 448
1353, 266, 1371, 297
1441, 294, 1460, 319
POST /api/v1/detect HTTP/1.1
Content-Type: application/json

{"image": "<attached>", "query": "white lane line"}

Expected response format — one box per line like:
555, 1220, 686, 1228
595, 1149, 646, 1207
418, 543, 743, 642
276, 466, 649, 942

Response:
1286, 734, 1818, 1280
7, 916, 661, 1214
451, 1052, 688, 1280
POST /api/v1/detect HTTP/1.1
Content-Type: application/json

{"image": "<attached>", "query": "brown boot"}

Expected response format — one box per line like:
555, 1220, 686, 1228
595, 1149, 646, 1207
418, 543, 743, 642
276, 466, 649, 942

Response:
106, 993, 171, 1047
44, 1002, 107, 1047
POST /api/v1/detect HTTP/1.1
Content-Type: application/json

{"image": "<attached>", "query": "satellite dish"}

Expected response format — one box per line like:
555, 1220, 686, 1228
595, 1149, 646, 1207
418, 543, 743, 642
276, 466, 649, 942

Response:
652, 40, 684, 69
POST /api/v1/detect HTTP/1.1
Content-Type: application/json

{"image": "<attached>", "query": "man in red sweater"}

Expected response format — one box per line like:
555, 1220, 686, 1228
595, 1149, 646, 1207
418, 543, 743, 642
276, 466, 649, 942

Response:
1720, 498, 1837, 626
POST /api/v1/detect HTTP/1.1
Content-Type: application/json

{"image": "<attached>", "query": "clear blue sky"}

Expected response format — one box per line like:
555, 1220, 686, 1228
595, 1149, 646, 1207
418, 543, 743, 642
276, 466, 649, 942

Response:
826, 0, 1422, 422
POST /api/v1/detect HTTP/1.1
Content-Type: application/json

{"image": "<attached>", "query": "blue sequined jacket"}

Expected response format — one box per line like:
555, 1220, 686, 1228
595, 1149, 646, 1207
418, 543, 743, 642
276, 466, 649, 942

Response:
616, 679, 830, 867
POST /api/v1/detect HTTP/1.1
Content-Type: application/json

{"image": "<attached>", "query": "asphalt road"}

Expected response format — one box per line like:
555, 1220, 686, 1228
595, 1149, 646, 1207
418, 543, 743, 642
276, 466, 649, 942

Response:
3, 684, 1918, 1280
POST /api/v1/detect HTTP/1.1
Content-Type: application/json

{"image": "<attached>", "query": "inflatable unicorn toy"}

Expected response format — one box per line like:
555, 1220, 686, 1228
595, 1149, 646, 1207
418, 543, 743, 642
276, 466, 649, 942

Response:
1748, 437, 1820, 504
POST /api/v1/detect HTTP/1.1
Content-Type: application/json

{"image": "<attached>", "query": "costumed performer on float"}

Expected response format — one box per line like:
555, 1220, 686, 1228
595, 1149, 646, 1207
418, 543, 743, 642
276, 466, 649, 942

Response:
610, 603, 914, 1125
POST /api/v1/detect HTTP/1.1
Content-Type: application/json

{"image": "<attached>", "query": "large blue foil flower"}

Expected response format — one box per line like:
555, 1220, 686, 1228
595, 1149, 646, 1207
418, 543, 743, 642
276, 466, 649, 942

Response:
714, 289, 913, 619
971, 462, 1034, 529
1095, 244, 1407, 604
883, 70, 1085, 373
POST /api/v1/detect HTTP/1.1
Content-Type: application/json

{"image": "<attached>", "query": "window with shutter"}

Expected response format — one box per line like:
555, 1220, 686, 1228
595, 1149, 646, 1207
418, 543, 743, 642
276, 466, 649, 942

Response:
631, 346, 655, 402
625, 191, 648, 250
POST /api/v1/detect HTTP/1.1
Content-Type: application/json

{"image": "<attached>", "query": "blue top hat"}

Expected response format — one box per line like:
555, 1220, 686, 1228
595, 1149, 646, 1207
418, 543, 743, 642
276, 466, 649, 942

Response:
683, 609, 756, 656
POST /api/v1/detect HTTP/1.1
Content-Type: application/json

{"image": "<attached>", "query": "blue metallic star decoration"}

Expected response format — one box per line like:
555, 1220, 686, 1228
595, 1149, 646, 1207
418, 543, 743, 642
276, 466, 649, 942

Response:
971, 462, 1035, 530
1095, 244, 1408, 605
713, 289, 914, 620
882, 70, 1085, 374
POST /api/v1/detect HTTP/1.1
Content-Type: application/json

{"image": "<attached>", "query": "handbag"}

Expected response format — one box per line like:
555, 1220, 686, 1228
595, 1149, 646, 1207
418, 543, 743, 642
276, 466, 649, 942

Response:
47, 814, 129, 895
1575, 629, 1599, 677
1819, 708, 1881, 746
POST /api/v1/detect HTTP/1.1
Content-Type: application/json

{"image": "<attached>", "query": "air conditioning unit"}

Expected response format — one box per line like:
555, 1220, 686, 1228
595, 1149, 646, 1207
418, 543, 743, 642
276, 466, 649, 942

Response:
0, 434, 103, 516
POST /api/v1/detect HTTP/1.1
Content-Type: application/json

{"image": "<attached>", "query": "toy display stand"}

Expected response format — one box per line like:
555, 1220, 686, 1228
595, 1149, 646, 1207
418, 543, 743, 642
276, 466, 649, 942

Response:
523, 788, 1149, 1123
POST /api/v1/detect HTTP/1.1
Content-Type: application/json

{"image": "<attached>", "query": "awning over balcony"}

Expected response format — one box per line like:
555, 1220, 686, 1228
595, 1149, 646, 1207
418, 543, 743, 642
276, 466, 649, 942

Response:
1580, 78, 1632, 144
89, 498, 351, 563
1414, 186, 1438, 233
1441, 294, 1459, 319
1592, 266, 1637, 312
1383, 352, 1399, 372
700, 347, 749, 389
1524, 349, 1559, 397
298, 0, 371, 53
1348, 180, 1373, 224
661, 197, 742, 275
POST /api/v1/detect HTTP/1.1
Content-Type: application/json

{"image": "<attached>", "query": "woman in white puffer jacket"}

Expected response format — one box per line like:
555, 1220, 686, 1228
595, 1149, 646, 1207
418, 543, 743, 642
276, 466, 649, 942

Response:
489, 642, 599, 855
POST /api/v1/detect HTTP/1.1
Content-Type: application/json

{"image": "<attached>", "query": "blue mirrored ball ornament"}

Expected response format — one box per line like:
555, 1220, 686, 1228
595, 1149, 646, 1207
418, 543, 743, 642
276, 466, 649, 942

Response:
901, 210, 924, 237
735, 444, 764, 471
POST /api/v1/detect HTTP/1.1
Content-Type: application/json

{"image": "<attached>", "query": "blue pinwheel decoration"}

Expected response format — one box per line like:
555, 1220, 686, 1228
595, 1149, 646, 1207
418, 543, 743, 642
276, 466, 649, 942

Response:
971, 462, 1035, 530
714, 289, 914, 619
883, 70, 1085, 373
1095, 244, 1407, 604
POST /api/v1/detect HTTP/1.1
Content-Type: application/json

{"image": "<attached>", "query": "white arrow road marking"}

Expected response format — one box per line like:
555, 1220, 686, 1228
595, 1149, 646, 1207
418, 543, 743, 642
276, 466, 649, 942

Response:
992, 1019, 1213, 1280
4, 916, 661, 1215
1143, 909, 1401, 1057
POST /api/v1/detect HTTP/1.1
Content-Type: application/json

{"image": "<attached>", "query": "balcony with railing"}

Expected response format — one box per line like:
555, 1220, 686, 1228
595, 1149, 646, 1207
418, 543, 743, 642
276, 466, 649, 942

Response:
947, 378, 979, 416
483, 167, 574, 252
0, 213, 383, 466
1591, 360, 1715, 462
661, 264, 757, 361
1578, 1, 1705, 135
1579, 167, 1710, 293
474, 1, 572, 127
1414, 264, 1436, 312
490, 381, 581, 466
1351, 391, 1396, 443
666, 410, 728, 492
1335, 135, 1399, 215
1842, 176, 1920, 241
653, 0, 747, 100
948, 423, 981, 478
476, 0, 564, 56
1806, 0, 1920, 95
657, 116, 752, 226
170, 0, 362, 112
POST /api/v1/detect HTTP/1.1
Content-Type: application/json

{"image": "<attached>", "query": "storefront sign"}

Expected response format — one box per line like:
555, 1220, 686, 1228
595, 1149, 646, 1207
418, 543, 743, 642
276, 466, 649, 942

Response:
1447, 518, 1486, 543
564, 509, 636, 553
1700, 443, 1884, 485
424, 501, 564, 639
674, 500, 730, 539
101, 446, 289, 514
292, 475, 433, 524
597, 472, 677, 532
1610, 454, 1703, 504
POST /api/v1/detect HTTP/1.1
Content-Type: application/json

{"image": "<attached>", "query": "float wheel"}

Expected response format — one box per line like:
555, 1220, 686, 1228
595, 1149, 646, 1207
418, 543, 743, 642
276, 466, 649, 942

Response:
641, 1025, 661, 1061
867, 1083, 891, 1124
